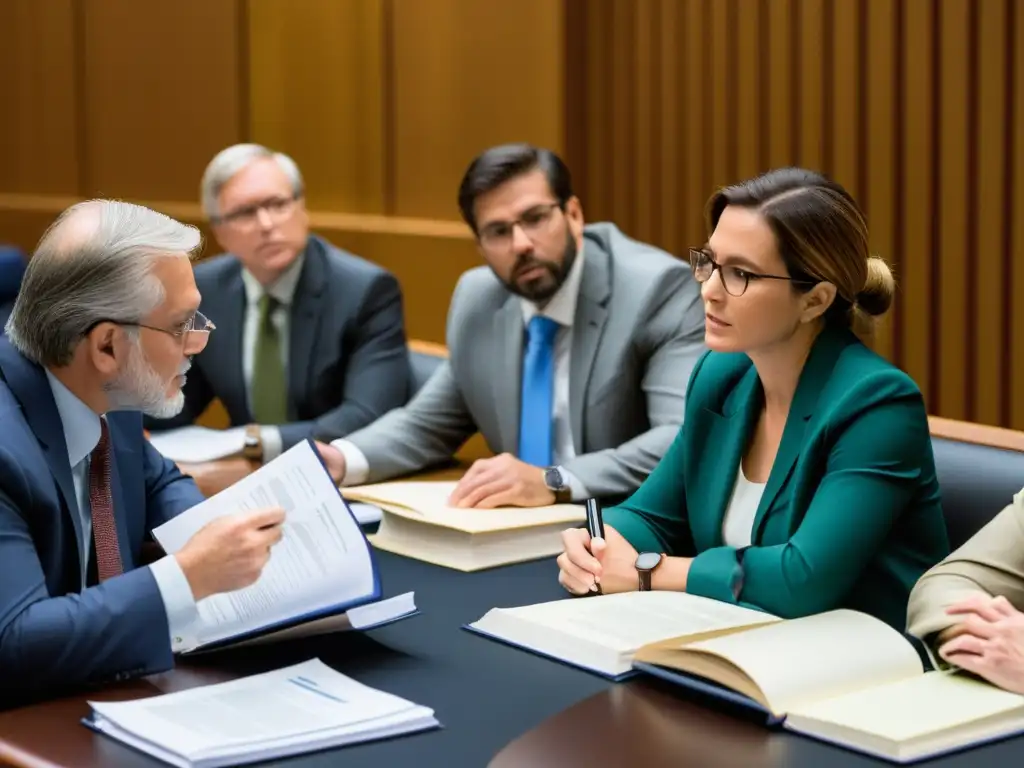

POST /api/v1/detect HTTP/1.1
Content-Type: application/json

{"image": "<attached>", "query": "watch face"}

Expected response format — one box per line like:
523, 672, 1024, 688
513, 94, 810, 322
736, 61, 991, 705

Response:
635, 552, 662, 571
544, 467, 564, 490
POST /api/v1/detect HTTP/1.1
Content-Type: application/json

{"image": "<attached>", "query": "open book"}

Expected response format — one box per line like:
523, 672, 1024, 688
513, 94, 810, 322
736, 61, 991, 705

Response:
82, 658, 439, 768
342, 481, 585, 571
152, 441, 417, 653
468, 592, 1024, 762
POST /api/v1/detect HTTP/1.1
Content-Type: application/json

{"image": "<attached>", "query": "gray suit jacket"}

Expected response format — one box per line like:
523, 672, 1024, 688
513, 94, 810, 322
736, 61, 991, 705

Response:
146, 234, 411, 449
342, 222, 707, 499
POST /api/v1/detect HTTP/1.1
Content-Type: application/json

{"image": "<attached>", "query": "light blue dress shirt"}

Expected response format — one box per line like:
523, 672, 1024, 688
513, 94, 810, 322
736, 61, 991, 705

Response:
45, 370, 200, 652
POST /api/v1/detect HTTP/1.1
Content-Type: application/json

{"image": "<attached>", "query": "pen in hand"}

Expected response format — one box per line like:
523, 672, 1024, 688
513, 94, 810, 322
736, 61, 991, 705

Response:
585, 498, 604, 594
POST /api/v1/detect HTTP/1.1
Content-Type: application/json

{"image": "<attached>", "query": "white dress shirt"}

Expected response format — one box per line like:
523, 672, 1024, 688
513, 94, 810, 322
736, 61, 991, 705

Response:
721, 464, 767, 548
44, 370, 199, 652
240, 251, 306, 462
333, 246, 590, 499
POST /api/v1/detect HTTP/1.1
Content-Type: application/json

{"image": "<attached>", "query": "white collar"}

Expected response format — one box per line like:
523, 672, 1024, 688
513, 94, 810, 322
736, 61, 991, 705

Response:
241, 249, 306, 306
520, 243, 586, 328
44, 369, 102, 469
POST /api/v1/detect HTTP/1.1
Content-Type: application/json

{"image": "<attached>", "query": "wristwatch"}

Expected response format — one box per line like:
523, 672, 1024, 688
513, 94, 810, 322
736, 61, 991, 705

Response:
635, 552, 665, 591
543, 466, 572, 503
242, 424, 264, 463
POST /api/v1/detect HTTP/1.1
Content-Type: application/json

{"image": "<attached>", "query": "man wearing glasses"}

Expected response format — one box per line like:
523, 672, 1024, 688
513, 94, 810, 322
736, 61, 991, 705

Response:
0, 201, 285, 706
145, 143, 411, 465
318, 143, 707, 508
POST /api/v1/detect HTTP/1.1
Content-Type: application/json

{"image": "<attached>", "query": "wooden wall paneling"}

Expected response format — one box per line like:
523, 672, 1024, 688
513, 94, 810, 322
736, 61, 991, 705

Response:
79, 0, 244, 201
681, 0, 709, 255
796, 0, 826, 173
633, 0, 656, 243
577, 0, 613, 222
0, 0, 80, 196
899, 0, 935, 407
765, 0, 794, 170
709, 0, 733, 189
656, 0, 681, 254
864, 0, 898, 363
734, 0, 762, 182
247, 0, 386, 214
935, 0, 970, 420
830, 0, 861, 202
389, 0, 564, 220
1011, 2, 1024, 430
972, 0, 1009, 426
608, 0, 637, 237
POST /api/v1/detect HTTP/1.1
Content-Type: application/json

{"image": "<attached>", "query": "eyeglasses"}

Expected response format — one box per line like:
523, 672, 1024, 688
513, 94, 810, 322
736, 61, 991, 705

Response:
689, 248, 817, 297
89, 310, 216, 353
214, 193, 301, 231
478, 202, 563, 251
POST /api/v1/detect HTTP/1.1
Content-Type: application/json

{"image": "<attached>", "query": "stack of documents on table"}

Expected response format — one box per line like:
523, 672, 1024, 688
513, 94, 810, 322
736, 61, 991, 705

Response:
342, 480, 586, 571
82, 658, 439, 767
148, 425, 247, 463
152, 441, 417, 653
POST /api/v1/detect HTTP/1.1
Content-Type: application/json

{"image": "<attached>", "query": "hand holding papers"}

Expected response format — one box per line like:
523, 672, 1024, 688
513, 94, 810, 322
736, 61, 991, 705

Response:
341, 481, 586, 571
83, 658, 439, 768
153, 441, 415, 653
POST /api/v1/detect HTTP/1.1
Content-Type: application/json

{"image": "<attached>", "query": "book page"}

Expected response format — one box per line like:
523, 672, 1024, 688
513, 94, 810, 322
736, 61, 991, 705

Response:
153, 442, 377, 649
343, 481, 585, 532
788, 670, 1024, 744
474, 591, 780, 655
675, 609, 923, 715
148, 425, 247, 462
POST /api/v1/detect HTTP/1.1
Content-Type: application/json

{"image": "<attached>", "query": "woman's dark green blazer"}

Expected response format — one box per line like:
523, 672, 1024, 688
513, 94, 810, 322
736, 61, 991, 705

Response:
603, 324, 950, 630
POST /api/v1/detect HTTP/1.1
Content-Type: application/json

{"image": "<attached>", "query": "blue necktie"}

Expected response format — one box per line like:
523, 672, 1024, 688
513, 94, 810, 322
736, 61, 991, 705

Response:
518, 315, 561, 466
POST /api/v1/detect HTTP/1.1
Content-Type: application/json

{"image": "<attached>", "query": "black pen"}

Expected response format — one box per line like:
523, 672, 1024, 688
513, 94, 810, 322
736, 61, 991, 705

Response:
585, 498, 605, 541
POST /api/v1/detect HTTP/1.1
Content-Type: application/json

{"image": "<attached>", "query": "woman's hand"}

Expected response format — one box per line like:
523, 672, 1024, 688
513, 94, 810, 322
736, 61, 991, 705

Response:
557, 524, 639, 595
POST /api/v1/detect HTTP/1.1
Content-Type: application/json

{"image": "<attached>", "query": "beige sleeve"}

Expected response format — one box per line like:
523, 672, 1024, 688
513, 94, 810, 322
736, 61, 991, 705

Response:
907, 488, 1024, 659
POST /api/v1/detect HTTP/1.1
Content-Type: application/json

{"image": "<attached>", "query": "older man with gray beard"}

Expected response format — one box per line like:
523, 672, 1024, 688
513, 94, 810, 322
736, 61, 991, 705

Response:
0, 200, 284, 708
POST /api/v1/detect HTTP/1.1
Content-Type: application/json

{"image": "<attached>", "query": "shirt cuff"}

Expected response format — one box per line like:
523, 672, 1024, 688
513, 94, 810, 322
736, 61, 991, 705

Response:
260, 425, 284, 462
560, 467, 590, 502
149, 555, 200, 653
330, 439, 371, 486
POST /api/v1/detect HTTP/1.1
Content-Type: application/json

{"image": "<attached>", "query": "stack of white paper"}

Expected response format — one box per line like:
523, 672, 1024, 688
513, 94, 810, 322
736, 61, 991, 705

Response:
148, 426, 247, 463
84, 659, 439, 767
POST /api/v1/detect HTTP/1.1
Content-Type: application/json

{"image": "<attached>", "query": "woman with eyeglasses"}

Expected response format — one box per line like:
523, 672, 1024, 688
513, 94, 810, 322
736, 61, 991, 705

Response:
556, 167, 950, 631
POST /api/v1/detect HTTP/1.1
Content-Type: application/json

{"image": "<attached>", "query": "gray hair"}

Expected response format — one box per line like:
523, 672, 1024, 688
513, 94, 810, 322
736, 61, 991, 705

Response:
5, 200, 201, 367
200, 143, 304, 220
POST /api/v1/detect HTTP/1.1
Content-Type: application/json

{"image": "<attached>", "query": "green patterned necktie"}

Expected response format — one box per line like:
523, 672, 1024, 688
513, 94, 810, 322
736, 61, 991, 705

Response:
250, 293, 288, 425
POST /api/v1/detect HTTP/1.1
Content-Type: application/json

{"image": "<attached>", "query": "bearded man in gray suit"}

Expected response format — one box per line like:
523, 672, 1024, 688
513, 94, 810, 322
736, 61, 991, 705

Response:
315, 143, 706, 508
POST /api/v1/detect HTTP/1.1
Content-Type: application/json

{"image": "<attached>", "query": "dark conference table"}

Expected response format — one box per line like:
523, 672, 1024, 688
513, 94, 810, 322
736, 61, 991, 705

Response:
2, 550, 1024, 767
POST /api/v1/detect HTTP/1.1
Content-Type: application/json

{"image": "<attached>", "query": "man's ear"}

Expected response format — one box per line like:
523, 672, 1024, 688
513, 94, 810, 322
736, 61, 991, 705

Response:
800, 282, 837, 324
564, 196, 585, 240
86, 323, 123, 377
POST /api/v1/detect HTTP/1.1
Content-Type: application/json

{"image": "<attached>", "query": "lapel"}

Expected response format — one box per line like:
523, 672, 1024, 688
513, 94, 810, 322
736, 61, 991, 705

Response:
749, 324, 853, 541
106, 416, 134, 573
691, 365, 763, 550
287, 238, 328, 418
208, 266, 247, 419
492, 297, 526, 453
568, 244, 611, 451
0, 344, 84, 573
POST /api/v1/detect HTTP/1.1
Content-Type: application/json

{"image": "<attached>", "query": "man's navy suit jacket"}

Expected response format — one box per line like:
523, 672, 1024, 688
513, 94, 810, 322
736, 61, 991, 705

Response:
0, 338, 203, 708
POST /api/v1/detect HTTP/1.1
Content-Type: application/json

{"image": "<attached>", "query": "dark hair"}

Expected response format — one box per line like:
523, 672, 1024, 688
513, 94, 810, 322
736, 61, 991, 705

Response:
705, 167, 895, 340
457, 143, 574, 233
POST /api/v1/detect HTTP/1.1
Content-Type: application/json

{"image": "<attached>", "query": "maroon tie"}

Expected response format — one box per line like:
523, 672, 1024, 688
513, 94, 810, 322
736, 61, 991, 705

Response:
90, 419, 123, 582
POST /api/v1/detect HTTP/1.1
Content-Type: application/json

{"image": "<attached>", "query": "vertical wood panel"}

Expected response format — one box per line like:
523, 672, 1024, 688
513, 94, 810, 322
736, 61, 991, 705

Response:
682, 0, 709, 250
1011, 2, 1024, 429
248, 0, 385, 213
0, 0, 80, 196
80, 0, 244, 200
390, 0, 563, 220
936, 0, 970, 420
831, 0, 861, 199
898, 0, 935, 405
734, 0, 762, 180
766, 0, 795, 170
973, 1, 1008, 426
797, 0, 826, 171
710, 0, 732, 189
864, 0, 897, 362
657, 0, 680, 251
